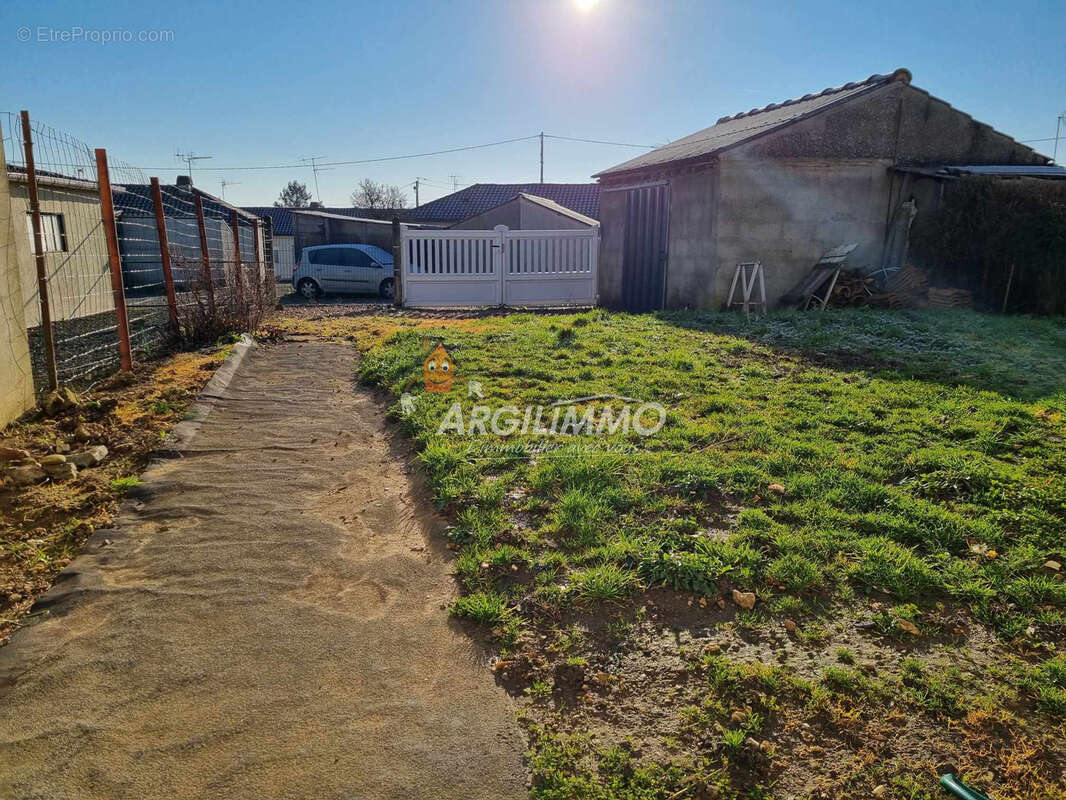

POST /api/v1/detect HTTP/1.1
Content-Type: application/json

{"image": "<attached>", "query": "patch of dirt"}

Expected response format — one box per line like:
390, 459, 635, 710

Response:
0, 345, 231, 640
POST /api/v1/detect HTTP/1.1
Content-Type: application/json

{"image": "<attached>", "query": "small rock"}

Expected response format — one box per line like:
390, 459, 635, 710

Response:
860, 661, 878, 675
0, 446, 32, 463
55, 440, 71, 454
40, 454, 67, 465
872, 785, 888, 798
69, 445, 108, 468
732, 589, 756, 610
42, 387, 78, 416
767, 483, 786, 494
7, 464, 46, 485
44, 462, 77, 481
73, 423, 93, 442
730, 710, 745, 723
783, 619, 797, 633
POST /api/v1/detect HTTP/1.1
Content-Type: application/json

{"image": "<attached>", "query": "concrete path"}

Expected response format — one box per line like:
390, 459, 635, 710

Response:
0, 341, 526, 800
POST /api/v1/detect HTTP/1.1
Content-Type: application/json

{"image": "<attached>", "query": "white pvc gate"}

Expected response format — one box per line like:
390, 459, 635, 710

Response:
401, 225, 598, 307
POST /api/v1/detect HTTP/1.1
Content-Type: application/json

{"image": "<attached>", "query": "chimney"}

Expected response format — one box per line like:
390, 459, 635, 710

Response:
176, 175, 192, 188
309, 201, 323, 209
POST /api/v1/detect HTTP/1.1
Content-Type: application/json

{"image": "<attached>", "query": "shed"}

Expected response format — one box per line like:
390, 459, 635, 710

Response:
449, 192, 598, 230
593, 68, 1050, 311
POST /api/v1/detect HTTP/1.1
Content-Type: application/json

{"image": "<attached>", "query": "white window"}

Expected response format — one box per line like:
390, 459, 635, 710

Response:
25, 212, 67, 253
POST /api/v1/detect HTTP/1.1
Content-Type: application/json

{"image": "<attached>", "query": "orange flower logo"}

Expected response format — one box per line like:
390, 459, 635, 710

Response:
423, 343, 454, 393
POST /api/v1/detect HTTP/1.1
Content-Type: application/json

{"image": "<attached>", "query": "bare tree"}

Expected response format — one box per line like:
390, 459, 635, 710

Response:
350, 179, 408, 219
275, 180, 312, 208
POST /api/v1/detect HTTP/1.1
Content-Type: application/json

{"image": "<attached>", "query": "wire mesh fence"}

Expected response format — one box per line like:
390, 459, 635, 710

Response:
2, 111, 272, 394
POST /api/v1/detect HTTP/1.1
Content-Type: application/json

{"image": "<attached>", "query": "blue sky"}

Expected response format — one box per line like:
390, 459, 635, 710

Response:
2, 0, 1063, 207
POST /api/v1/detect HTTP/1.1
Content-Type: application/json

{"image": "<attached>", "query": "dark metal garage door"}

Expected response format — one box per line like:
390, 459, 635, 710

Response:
620, 184, 669, 312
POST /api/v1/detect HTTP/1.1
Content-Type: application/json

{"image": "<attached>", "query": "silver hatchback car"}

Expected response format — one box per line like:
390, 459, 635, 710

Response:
291, 244, 395, 300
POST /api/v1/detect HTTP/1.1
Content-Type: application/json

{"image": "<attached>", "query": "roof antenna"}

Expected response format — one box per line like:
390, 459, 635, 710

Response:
175, 150, 212, 186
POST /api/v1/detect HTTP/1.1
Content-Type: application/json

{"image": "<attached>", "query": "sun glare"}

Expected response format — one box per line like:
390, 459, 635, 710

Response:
574, 0, 601, 13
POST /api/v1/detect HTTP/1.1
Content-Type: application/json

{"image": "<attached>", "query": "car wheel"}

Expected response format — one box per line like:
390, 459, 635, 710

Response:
297, 278, 320, 300
379, 278, 394, 300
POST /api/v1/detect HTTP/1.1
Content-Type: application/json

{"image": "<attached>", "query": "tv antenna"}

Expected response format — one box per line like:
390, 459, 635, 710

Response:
300, 156, 331, 202
175, 150, 213, 185
219, 178, 241, 200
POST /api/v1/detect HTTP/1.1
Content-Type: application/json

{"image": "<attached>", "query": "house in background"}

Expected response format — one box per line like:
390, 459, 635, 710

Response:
407, 183, 600, 227
6, 165, 111, 326
593, 68, 1050, 311
450, 192, 598, 230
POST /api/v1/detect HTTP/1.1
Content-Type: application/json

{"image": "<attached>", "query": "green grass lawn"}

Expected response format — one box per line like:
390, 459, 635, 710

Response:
351, 308, 1066, 799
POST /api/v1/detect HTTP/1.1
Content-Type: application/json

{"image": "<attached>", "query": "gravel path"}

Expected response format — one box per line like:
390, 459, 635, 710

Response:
0, 340, 526, 800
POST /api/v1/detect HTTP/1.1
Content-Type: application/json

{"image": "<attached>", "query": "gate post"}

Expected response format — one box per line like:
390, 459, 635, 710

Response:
494, 224, 508, 307
391, 216, 403, 308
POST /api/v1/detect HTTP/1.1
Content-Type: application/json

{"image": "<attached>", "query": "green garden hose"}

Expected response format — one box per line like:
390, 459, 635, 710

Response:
940, 773, 993, 800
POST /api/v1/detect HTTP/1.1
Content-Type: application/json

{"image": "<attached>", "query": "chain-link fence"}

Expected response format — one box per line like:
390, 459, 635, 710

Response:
2, 111, 272, 395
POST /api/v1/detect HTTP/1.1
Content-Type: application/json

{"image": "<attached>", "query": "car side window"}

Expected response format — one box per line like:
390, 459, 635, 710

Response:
309, 248, 340, 265
343, 249, 373, 268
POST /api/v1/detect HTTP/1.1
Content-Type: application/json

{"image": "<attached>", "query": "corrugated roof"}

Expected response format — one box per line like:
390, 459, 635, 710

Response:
943, 165, 1066, 178
595, 70, 912, 178
408, 183, 600, 222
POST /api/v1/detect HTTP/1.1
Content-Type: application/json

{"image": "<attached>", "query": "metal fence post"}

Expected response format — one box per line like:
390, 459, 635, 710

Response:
94, 148, 133, 372
19, 110, 59, 390
392, 216, 403, 307
194, 195, 216, 315
150, 177, 179, 331
230, 209, 244, 309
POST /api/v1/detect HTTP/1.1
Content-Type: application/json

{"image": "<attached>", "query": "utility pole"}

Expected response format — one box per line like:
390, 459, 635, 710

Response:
414, 177, 426, 207
300, 155, 330, 202
1054, 112, 1066, 164
175, 151, 213, 185
539, 131, 544, 183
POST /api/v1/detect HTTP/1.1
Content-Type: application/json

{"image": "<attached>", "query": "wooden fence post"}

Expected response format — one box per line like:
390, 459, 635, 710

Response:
19, 110, 59, 390
230, 209, 244, 309
194, 195, 216, 315
94, 148, 133, 372
150, 178, 179, 331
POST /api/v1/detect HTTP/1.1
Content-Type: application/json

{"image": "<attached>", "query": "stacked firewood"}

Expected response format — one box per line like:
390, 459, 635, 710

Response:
927, 287, 974, 309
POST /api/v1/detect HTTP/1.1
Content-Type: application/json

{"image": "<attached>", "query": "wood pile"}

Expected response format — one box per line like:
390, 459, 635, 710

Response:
826, 272, 902, 309
927, 287, 973, 309
885, 265, 930, 296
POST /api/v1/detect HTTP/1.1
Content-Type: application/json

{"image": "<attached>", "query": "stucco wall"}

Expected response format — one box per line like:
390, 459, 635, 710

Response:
707, 156, 892, 307
449, 196, 593, 231
449, 198, 521, 230
8, 181, 112, 327
664, 168, 717, 308
0, 145, 36, 426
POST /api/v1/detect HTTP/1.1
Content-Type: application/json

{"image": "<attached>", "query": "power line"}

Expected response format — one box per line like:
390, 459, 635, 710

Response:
544, 133, 658, 149
132, 134, 541, 172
